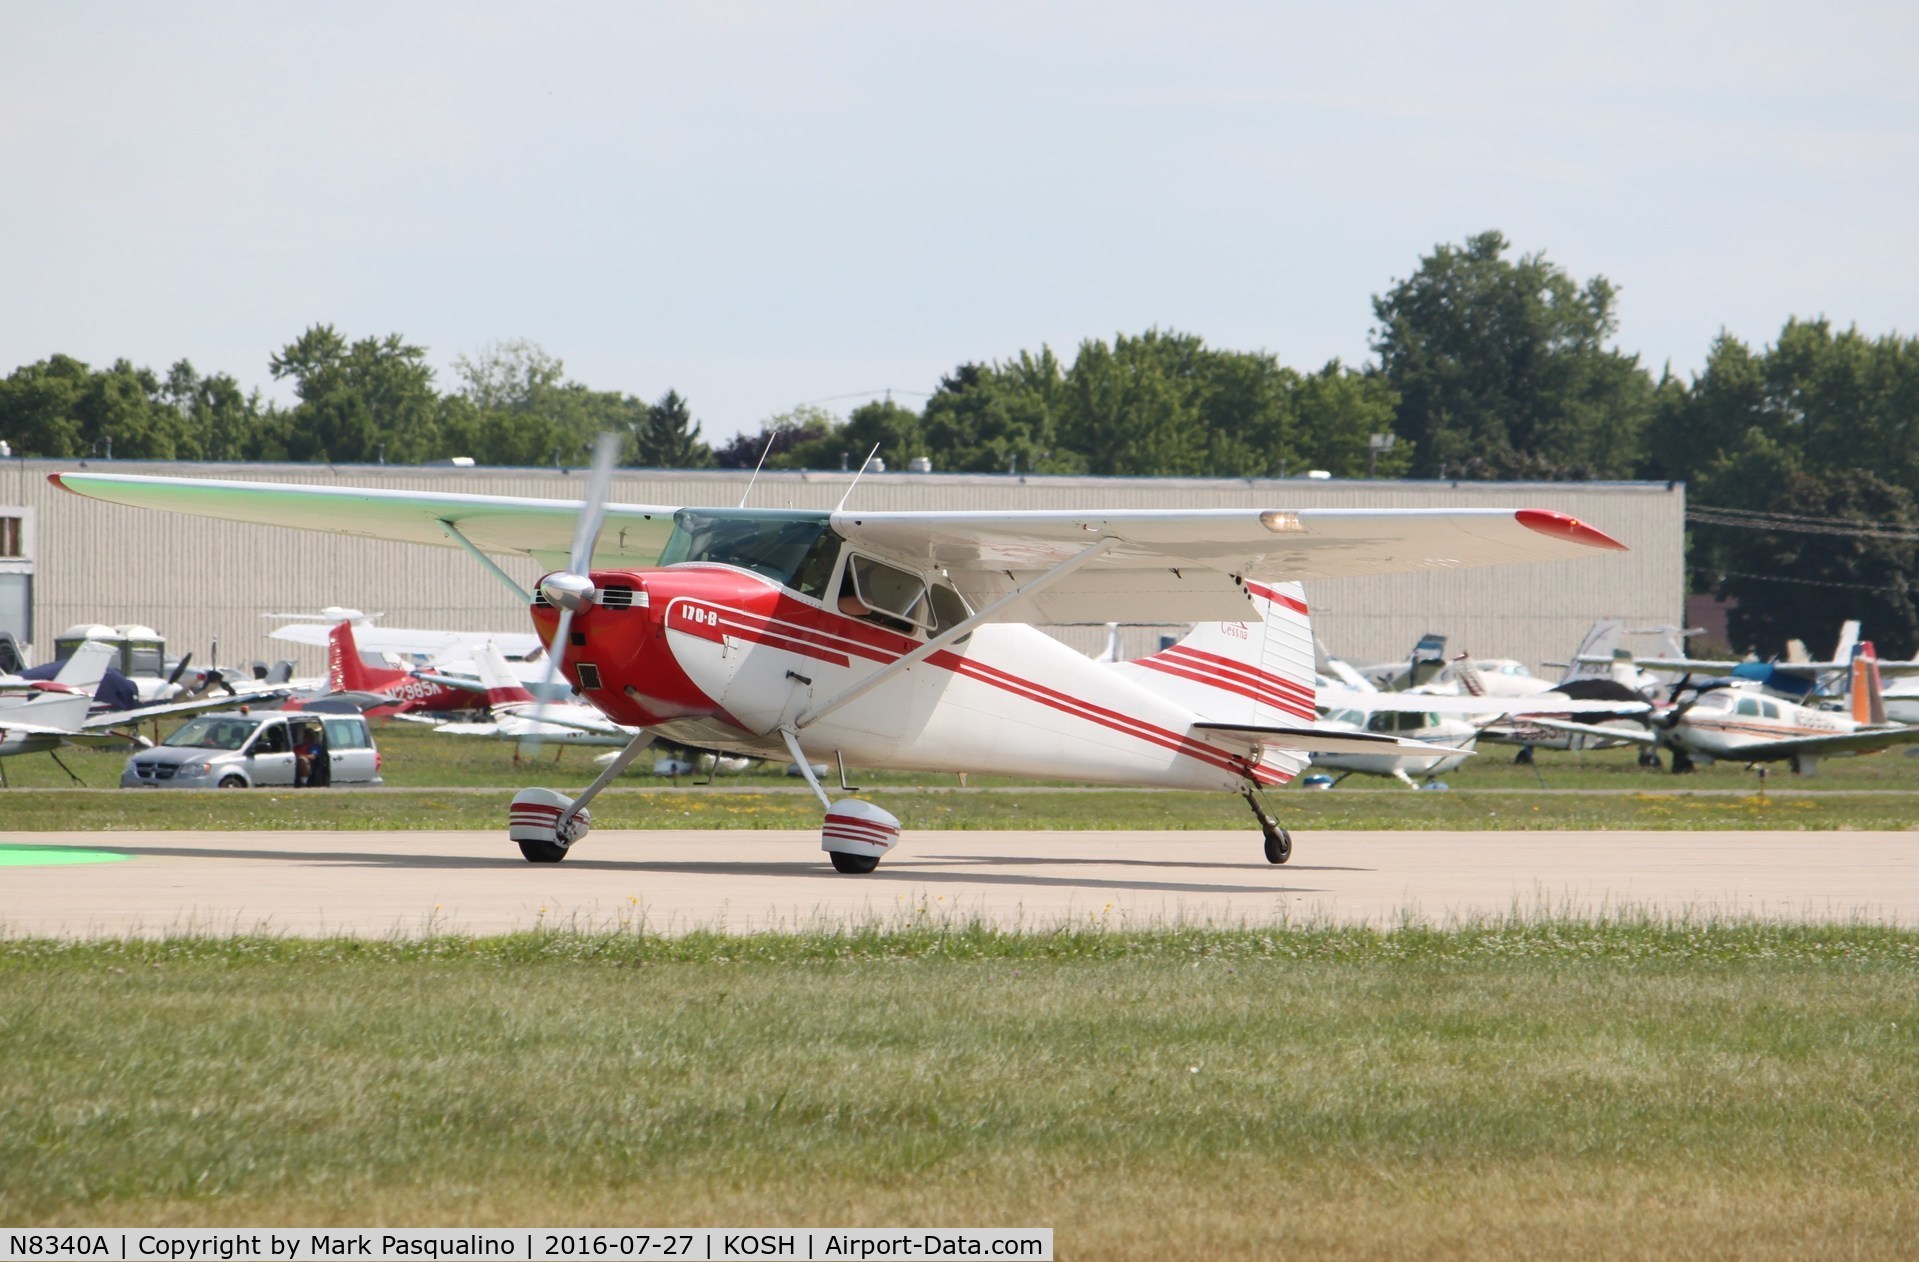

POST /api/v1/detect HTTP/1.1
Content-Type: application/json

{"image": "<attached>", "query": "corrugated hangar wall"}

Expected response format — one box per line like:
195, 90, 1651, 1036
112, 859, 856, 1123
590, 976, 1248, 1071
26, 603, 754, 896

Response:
8, 458, 1683, 677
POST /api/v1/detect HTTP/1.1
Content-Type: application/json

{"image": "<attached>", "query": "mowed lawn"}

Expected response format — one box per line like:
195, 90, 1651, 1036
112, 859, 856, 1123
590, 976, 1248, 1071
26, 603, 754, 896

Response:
3, 924, 1917, 1260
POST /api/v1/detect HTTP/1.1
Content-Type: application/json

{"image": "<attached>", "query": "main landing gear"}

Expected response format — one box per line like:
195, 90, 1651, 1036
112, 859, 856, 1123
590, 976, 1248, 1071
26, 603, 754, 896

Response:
1241, 786, 1292, 865
506, 731, 655, 863
783, 729, 900, 874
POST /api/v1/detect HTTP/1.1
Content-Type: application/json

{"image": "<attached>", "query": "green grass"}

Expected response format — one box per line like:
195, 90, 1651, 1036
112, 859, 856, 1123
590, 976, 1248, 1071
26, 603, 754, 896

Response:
2, 714, 1918, 832
3, 921, 1918, 1257
3, 783, 1918, 833
16, 711, 1919, 794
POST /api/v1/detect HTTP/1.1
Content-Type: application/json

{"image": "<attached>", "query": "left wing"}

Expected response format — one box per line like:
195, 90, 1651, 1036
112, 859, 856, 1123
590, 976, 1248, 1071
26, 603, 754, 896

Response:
1717, 726, 1919, 760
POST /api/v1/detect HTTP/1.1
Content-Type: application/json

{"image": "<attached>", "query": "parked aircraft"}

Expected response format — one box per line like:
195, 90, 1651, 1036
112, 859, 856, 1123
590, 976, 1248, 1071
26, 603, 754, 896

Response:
266, 608, 547, 665
288, 621, 491, 717
51, 440, 1629, 869
0, 691, 160, 785
1532, 644, 1919, 774
1582, 621, 1919, 706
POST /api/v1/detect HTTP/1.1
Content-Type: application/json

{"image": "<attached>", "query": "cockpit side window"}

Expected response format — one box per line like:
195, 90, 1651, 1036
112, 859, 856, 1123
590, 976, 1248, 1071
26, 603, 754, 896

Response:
847, 555, 931, 628
928, 582, 971, 636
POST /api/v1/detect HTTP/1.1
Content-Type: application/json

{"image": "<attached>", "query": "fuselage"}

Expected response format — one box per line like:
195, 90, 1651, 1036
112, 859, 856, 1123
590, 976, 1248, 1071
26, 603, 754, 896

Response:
530, 563, 1289, 792
1670, 689, 1862, 759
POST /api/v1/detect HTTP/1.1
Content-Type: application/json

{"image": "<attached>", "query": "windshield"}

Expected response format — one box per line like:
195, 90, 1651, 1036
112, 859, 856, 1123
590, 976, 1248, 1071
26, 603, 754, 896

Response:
659, 510, 838, 596
165, 716, 261, 750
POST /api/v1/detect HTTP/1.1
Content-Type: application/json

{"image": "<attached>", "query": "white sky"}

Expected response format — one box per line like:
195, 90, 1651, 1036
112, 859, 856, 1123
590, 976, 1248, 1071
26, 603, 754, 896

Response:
3, 1, 1915, 445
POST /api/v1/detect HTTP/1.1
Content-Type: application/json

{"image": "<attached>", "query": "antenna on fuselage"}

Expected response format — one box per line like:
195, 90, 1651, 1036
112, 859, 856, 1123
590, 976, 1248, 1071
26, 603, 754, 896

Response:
738, 429, 782, 509
835, 442, 884, 513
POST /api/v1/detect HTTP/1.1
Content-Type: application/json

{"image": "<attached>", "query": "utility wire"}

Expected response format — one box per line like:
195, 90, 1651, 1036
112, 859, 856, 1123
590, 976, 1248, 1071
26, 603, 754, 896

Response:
1688, 504, 1919, 542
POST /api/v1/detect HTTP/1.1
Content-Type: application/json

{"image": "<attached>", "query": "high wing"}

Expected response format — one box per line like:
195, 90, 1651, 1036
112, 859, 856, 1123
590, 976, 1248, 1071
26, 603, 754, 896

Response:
52, 472, 1627, 624
832, 506, 1625, 622
269, 623, 546, 661
1314, 686, 1650, 718
1593, 653, 1919, 680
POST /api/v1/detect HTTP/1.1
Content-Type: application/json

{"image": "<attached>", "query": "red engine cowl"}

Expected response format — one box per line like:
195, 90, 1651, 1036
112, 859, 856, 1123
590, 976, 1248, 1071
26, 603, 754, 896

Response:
528, 567, 781, 730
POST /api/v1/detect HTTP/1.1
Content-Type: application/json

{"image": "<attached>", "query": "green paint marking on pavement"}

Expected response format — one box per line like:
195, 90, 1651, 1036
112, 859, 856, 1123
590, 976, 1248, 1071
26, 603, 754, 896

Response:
0, 845, 132, 867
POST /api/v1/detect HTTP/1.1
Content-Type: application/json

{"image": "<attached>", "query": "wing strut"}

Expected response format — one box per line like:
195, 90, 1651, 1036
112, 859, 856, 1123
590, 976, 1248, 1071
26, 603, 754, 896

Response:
437, 519, 532, 603
795, 537, 1120, 730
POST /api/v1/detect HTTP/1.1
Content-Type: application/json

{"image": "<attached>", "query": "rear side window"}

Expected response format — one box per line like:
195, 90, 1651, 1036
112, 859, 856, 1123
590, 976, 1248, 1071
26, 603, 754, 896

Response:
323, 718, 370, 749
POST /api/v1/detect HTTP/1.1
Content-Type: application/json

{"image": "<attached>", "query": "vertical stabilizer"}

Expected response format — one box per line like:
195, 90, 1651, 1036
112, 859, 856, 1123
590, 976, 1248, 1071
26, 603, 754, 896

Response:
1832, 620, 1861, 666
1112, 580, 1315, 727
328, 621, 401, 694
53, 640, 118, 691
1557, 619, 1622, 685
1851, 642, 1886, 727
475, 641, 538, 709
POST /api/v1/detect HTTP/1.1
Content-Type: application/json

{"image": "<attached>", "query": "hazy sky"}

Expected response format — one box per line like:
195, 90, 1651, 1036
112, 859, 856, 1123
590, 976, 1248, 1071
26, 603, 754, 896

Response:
3, 2, 1914, 445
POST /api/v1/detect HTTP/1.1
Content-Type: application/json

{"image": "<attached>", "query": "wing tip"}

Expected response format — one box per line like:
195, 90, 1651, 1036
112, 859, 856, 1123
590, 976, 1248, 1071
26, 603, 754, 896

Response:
1515, 509, 1628, 552
46, 472, 74, 495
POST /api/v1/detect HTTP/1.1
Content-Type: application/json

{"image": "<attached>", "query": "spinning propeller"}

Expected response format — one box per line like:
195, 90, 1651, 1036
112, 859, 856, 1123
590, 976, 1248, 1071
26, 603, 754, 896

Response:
526, 431, 624, 750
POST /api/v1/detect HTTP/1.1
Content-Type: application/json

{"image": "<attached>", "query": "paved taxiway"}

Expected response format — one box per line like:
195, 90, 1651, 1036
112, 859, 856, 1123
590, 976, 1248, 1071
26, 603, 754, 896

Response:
2, 829, 1916, 936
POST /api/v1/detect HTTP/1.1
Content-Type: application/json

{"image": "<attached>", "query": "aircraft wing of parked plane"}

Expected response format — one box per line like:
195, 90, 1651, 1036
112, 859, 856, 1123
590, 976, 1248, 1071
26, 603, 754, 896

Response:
267, 620, 546, 664
52, 459, 1629, 870
1313, 686, 1650, 719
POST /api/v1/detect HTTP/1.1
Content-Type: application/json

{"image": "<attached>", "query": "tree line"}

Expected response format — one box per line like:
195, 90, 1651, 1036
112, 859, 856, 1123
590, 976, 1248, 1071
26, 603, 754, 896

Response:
5, 229, 1916, 654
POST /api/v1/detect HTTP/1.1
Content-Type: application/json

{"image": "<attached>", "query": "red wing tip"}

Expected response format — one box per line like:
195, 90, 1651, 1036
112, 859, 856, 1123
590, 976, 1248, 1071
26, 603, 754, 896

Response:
1515, 509, 1629, 552
46, 472, 73, 493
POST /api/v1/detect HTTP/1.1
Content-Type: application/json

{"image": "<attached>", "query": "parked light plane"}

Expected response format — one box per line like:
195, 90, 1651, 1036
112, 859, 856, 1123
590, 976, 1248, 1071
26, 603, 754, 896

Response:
1531, 644, 1919, 774
290, 621, 496, 717
0, 691, 164, 785
51, 443, 1629, 869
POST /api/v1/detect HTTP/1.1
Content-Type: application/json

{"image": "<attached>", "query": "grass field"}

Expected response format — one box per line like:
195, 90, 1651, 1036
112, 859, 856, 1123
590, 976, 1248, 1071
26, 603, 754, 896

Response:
3, 921, 1917, 1258
16, 711, 1919, 794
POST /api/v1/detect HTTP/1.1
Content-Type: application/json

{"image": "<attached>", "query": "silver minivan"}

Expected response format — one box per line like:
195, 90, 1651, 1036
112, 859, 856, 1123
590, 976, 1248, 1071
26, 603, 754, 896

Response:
122, 712, 383, 788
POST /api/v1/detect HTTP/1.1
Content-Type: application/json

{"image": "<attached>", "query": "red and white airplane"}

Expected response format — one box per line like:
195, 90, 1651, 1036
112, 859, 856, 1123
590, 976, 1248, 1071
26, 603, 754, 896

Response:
50, 440, 1628, 870
288, 620, 489, 717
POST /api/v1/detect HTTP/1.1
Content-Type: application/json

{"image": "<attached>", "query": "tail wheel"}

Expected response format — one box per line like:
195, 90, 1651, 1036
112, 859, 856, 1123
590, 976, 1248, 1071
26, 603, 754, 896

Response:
829, 850, 880, 874
518, 838, 568, 863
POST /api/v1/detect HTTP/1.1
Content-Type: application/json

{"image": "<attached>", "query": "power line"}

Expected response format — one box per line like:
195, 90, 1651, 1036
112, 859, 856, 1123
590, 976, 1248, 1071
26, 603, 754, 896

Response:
1714, 569, 1916, 593
1688, 504, 1919, 542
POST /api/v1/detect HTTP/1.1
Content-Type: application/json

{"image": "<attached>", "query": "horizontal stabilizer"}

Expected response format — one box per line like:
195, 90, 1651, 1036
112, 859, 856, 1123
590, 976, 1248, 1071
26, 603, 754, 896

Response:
1192, 721, 1470, 758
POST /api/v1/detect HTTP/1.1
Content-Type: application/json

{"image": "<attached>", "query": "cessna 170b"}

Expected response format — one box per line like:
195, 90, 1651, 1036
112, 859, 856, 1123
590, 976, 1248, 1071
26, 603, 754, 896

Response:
50, 439, 1628, 870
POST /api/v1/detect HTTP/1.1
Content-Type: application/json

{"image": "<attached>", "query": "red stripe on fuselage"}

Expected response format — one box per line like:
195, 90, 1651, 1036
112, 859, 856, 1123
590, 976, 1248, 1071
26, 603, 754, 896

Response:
671, 595, 1290, 786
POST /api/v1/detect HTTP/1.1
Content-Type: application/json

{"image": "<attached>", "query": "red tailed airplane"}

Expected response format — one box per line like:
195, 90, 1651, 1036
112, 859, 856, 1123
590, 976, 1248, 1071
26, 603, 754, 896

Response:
51, 439, 1628, 870
287, 620, 488, 717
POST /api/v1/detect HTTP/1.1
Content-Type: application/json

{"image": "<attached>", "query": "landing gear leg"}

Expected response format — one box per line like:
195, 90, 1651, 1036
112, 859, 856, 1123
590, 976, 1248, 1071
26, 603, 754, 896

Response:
784, 728, 898, 874
1241, 786, 1291, 865
508, 730, 654, 863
